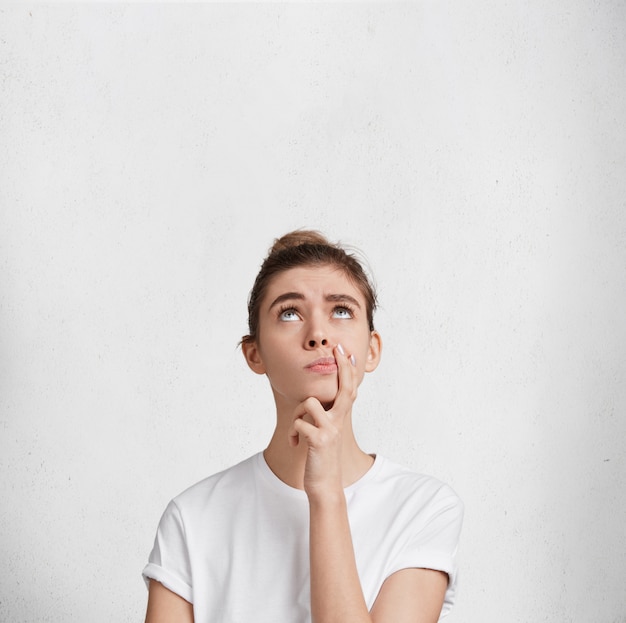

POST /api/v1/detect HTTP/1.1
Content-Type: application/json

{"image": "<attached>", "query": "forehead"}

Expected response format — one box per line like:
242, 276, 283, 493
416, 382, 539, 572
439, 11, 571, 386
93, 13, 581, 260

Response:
263, 265, 365, 306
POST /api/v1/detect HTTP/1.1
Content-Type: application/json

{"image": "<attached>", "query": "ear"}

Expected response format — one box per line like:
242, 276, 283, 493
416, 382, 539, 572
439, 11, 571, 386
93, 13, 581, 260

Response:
242, 340, 266, 375
364, 330, 382, 373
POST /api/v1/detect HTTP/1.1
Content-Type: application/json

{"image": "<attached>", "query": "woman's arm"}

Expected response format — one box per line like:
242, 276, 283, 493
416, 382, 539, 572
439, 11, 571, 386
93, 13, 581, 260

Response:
370, 568, 448, 623
290, 346, 448, 623
308, 489, 370, 622
308, 489, 448, 623
144, 580, 194, 623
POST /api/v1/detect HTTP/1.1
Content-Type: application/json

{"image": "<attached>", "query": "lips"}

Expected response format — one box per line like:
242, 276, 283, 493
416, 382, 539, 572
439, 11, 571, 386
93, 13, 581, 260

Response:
306, 357, 338, 374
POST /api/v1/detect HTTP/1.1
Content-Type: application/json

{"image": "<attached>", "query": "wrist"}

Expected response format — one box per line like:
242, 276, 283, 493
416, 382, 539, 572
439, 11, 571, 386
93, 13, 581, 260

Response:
306, 486, 346, 508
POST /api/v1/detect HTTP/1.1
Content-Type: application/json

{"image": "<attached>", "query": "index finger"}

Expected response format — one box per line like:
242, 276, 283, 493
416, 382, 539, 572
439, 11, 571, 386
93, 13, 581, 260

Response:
331, 343, 358, 416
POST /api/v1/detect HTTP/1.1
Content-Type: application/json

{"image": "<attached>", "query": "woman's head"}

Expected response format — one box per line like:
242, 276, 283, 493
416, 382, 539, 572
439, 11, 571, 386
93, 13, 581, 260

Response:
241, 230, 377, 346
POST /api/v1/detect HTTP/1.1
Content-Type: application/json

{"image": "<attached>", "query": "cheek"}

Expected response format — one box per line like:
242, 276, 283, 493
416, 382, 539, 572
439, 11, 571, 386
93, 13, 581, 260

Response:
349, 338, 372, 370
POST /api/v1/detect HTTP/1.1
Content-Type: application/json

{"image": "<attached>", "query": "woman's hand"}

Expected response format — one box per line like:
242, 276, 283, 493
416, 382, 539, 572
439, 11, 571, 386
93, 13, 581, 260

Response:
291, 344, 372, 622
288, 343, 358, 497
287, 342, 449, 623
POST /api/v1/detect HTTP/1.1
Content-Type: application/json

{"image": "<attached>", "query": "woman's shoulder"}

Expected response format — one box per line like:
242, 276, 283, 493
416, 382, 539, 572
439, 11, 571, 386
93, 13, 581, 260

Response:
171, 452, 261, 508
370, 455, 463, 513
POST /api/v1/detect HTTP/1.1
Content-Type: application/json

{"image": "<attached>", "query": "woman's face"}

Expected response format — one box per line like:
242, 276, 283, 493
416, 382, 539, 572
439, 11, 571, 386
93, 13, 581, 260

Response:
243, 264, 381, 412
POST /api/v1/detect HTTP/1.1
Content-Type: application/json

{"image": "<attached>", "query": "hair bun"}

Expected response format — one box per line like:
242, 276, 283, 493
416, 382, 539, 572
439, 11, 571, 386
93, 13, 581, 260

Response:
270, 229, 330, 254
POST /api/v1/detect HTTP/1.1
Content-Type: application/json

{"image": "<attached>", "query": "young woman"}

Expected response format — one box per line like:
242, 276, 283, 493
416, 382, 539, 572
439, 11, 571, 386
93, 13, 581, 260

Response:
143, 230, 463, 623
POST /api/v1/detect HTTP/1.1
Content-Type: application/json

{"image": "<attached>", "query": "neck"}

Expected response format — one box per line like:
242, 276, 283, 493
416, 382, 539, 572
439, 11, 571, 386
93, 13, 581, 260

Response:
263, 412, 374, 490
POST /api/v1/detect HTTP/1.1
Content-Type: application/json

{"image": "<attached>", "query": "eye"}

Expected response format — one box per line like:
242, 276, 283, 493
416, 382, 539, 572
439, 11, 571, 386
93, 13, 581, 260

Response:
278, 307, 300, 322
332, 306, 353, 319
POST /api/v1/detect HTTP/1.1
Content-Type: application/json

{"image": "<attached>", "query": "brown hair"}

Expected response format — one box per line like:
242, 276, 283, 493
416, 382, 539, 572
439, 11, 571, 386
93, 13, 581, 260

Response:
241, 230, 377, 345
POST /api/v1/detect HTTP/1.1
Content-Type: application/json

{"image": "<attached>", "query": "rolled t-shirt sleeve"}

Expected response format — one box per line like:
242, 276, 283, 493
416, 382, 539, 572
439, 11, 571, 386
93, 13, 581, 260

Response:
142, 500, 193, 604
389, 485, 464, 617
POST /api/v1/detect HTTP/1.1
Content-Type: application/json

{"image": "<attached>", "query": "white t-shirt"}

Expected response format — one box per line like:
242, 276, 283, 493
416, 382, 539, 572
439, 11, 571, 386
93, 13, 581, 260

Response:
143, 452, 463, 622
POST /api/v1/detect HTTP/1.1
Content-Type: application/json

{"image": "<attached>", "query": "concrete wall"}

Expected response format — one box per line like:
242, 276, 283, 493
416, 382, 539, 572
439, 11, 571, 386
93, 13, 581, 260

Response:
1, 3, 624, 621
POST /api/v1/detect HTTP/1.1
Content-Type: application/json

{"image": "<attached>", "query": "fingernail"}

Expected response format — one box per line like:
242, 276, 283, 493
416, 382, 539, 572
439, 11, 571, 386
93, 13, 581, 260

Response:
337, 343, 345, 356
350, 354, 356, 366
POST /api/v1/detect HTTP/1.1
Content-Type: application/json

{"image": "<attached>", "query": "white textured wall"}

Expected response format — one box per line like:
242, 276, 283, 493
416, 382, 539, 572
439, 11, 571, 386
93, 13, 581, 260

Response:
1, 4, 625, 622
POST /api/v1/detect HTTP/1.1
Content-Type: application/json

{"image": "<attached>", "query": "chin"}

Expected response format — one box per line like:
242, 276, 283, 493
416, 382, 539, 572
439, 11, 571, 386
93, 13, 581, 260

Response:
316, 386, 339, 410
296, 387, 337, 411
291, 380, 339, 410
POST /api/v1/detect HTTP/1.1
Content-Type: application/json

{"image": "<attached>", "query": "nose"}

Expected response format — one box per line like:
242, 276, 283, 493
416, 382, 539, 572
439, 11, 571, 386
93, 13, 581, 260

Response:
307, 337, 328, 348
304, 315, 329, 350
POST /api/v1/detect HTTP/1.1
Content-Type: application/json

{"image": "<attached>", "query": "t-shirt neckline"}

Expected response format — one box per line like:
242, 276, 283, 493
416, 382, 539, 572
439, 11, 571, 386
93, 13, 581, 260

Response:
254, 451, 385, 499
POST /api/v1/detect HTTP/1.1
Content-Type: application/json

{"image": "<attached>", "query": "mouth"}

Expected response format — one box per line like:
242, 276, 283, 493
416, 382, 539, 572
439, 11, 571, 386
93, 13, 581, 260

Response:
305, 357, 338, 374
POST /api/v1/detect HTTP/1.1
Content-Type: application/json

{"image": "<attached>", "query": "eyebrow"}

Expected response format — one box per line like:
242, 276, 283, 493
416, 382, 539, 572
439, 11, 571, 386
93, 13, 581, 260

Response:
268, 292, 305, 310
326, 293, 362, 308
268, 292, 362, 310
